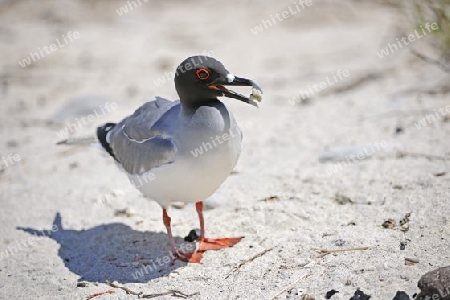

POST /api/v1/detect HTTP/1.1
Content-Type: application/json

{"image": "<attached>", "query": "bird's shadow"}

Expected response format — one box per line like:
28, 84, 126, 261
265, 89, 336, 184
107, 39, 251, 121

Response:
17, 213, 195, 283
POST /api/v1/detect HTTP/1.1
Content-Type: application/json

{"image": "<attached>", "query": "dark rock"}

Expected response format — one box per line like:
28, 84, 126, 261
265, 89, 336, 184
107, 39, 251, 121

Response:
184, 229, 200, 242
393, 291, 410, 300
325, 289, 339, 299
417, 266, 450, 300
350, 289, 371, 300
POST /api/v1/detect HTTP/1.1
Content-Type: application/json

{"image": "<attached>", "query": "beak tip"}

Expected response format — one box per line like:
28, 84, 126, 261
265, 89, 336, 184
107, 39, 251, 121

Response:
249, 100, 259, 108
251, 81, 263, 94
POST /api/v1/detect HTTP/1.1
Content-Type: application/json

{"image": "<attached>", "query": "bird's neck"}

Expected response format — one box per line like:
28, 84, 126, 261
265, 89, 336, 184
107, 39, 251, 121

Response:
180, 98, 222, 115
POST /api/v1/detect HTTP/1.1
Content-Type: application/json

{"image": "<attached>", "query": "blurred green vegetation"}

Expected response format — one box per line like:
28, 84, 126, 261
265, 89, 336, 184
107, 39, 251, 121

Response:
409, 0, 450, 62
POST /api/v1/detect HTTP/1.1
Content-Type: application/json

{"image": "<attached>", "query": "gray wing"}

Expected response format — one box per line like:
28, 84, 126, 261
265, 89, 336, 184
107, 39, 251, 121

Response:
108, 97, 179, 175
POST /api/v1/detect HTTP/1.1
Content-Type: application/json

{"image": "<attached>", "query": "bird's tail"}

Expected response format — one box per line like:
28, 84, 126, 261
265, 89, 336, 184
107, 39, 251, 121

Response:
56, 123, 117, 159
96, 122, 117, 159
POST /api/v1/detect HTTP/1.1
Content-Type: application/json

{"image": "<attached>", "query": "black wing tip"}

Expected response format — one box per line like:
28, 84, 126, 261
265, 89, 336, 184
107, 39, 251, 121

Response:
97, 123, 117, 160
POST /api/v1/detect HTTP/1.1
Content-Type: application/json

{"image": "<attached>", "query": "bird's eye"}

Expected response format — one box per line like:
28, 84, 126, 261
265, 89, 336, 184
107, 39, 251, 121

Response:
196, 68, 210, 80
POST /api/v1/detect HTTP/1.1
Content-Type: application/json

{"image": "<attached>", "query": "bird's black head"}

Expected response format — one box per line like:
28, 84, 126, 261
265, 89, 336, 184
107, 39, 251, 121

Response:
174, 56, 262, 108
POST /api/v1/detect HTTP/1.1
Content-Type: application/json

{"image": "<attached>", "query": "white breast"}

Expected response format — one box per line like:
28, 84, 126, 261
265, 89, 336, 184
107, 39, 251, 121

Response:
127, 107, 242, 208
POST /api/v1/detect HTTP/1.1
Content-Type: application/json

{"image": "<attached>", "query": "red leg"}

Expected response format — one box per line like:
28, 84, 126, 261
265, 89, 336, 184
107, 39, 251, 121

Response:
196, 202, 205, 238
195, 202, 243, 251
162, 208, 203, 264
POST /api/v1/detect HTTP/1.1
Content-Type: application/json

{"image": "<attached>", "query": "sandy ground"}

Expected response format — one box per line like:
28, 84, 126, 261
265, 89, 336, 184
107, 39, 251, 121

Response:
0, 0, 449, 299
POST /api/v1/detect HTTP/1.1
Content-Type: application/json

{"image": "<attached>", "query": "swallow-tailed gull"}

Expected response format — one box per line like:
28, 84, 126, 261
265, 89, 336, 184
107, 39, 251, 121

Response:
96, 56, 262, 263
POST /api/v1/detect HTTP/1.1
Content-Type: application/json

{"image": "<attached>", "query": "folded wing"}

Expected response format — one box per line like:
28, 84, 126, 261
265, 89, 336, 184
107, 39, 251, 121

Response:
98, 97, 179, 175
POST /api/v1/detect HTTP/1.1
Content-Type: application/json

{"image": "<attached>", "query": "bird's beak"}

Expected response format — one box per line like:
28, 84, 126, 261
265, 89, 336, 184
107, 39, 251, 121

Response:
208, 75, 263, 107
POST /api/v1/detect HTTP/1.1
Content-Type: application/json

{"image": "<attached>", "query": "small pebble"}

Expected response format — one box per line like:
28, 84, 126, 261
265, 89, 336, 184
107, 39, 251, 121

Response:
184, 229, 200, 242
392, 291, 410, 300
395, 126, 404, 134
77, 282, 88, 287
325, 289, 339, 299
350, 289, 371, 300
382, 219, 396, 229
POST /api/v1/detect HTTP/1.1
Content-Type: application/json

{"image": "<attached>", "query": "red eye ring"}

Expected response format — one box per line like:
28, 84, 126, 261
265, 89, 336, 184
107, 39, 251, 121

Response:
196, 68, 210, 80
